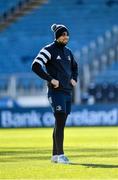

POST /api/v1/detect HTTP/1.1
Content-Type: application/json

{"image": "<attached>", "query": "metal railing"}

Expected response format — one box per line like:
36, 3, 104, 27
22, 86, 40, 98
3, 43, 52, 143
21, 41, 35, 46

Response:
0, 73, 47, 98
74, 25, 118, 92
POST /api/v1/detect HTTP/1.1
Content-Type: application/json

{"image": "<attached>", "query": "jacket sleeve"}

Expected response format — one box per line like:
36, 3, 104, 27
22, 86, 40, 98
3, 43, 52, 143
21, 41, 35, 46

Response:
70, 52, 78, 82
31, 47, 53, 82
32, 62, 53, 82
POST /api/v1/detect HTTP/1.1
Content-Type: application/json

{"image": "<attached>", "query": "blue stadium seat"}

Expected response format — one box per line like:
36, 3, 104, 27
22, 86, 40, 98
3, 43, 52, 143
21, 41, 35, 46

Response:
0, 0, 21, 14
88, 61, 118, 103
0, 0, 118, 93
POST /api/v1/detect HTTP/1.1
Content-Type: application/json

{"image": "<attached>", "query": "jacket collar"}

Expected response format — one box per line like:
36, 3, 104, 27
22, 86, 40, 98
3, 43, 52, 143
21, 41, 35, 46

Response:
54, 40, 66, 48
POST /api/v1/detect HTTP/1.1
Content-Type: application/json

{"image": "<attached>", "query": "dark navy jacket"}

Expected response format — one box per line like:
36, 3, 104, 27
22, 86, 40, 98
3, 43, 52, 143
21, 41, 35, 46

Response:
32, 41, 78, 92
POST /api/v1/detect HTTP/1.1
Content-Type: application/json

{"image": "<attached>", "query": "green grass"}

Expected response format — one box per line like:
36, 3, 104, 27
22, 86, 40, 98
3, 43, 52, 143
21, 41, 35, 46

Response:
0, 127, 118, 180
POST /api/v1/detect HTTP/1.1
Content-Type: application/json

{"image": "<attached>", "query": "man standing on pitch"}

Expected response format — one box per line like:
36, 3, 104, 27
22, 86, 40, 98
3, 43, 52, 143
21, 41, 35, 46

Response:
32, 24, 78, 164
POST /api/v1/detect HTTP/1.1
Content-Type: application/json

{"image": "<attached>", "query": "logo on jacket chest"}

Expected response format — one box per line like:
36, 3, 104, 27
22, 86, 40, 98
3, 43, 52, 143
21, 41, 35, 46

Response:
68, 56, 71, 61
56, 55, 61, 60
56, 55, 71, 61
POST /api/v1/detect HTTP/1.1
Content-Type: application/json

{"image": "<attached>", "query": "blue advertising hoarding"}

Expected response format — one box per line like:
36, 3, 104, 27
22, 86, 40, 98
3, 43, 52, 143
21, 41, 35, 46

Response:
0, 104, 118, 128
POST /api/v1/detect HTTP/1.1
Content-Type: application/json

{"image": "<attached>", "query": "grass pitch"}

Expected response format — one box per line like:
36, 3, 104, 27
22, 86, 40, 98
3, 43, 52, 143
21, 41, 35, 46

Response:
0, 127, 118, 180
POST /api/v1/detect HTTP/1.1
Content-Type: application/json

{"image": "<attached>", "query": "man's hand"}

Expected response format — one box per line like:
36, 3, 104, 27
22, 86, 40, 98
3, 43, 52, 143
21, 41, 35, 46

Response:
51, 79, 59, 88
70, 79, 77, 87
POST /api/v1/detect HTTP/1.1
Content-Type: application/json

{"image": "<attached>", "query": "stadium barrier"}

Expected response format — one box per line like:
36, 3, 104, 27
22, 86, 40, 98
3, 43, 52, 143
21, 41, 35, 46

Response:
0, 104, 118, 128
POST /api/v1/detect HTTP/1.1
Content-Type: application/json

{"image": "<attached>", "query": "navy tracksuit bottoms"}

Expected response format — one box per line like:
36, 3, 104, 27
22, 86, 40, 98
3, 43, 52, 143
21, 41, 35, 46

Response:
48, 89, 72, 155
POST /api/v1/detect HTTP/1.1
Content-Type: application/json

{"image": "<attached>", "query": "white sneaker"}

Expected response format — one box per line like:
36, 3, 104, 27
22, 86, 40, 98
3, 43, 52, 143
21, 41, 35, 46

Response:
51, 155, 58, 163
57, 155, 70, 164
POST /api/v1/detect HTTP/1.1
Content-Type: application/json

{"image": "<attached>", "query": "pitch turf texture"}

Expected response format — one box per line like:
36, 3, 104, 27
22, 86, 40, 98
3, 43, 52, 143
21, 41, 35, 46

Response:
0, 127, 118, 180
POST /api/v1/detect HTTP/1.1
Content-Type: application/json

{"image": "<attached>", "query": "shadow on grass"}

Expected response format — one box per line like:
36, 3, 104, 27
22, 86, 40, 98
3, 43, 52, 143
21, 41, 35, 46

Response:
0, 147, 51, 162
0, 155, 50, 162
66, 147, 118, 152
70, 162, 118, 168
0, 147, 118, 166
67, 147, 118, 158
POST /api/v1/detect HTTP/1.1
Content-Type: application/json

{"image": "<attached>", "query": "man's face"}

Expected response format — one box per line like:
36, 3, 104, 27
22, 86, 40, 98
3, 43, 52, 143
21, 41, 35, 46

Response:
57, 32, 69, 45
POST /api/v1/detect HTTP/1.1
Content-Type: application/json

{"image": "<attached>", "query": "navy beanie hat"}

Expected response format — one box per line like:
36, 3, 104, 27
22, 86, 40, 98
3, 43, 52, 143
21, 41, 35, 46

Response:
51, 24, 69, 39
